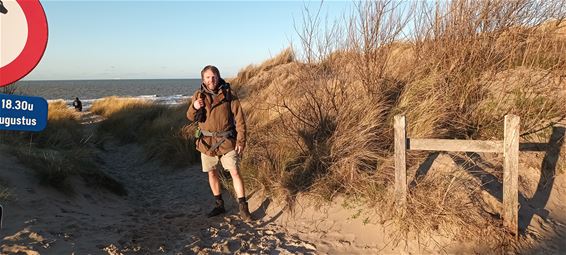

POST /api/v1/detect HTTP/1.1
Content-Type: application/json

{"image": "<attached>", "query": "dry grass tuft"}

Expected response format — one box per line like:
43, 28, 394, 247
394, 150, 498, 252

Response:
93, 97, 199, 167
33, 100, 82, 149
230, 48, 295, 91
232, 0, 566, 249
90, 96, 152, 117
0, 101, 125, 195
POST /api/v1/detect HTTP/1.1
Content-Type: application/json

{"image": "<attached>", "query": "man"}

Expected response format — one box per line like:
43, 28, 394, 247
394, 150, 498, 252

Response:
186, 65, 252, 222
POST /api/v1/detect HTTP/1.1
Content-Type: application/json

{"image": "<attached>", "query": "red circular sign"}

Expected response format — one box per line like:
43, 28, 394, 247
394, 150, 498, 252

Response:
0, 0, 48, 87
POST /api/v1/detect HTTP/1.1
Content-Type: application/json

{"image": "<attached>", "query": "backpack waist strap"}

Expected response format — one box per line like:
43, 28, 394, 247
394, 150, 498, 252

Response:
201, 130, 233, 138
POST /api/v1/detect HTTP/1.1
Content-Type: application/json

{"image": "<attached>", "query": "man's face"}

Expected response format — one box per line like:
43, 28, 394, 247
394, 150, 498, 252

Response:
203, 69, 219, 91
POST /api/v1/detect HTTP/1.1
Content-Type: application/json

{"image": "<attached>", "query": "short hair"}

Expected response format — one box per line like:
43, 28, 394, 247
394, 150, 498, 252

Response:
201, 65, 221, 79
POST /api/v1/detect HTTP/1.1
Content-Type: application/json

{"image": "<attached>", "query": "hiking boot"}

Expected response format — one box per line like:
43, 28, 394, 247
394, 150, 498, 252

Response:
239, 201, 253, 222
207, 200, 225, 218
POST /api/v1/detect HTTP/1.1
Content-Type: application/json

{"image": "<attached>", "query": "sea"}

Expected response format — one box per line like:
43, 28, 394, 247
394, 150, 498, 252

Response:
13, 79, 202, 110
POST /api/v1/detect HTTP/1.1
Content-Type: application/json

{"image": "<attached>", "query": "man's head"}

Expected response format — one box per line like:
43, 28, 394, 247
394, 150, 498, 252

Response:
201, 65, 221, 91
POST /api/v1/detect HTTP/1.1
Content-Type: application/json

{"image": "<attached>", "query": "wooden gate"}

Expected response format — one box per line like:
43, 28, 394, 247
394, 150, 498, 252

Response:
394, 114, 519, 235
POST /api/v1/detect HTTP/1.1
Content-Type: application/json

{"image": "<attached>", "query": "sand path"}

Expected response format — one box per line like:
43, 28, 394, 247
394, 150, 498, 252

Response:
0, 112, 317, 254
96, 139, 317, 254
1, 111, 565, 254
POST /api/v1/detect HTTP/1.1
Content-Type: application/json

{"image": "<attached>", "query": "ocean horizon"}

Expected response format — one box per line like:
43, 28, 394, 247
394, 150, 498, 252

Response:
12, 79, 203, 110
16, 79, 202, 100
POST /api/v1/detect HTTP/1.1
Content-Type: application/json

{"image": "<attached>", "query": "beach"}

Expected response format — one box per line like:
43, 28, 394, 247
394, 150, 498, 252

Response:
2, 0, 566, 253
0, 111, 322, 254
0, 105, 565, 254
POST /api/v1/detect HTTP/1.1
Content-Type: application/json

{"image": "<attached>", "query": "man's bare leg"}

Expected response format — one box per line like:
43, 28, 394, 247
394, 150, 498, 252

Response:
228, 167, 245, 198
208, 168, 222, 196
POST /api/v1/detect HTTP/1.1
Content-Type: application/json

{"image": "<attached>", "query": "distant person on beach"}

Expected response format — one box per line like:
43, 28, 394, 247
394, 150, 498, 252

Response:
186, 65, 252, 222
73, 97, 82, 112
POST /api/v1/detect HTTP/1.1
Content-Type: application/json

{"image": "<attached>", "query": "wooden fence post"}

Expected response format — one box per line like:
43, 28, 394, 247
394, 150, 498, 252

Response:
503, 114, 520, 235
394, 115, 407, 214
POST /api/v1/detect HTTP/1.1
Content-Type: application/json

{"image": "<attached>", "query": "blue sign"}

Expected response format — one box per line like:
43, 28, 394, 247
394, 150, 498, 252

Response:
0, 93, 47, 132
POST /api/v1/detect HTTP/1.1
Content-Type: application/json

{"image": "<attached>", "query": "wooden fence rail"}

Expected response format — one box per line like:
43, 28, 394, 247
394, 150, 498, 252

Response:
394, 114, 520, 235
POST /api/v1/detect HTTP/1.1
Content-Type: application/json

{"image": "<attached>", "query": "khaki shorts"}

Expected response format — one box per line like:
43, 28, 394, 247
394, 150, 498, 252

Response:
201, 150, 240, 172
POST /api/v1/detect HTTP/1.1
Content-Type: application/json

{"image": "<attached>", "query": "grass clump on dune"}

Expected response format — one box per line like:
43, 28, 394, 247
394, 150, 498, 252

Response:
232, 0, 566, 248
90, 96, 152, 117
0, 100, 126, 195
92, 97, 199, 167
35, 100, 83, 148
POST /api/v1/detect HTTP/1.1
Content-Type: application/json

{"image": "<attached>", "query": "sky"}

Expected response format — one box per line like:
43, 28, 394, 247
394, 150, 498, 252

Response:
23, 0, 352, 80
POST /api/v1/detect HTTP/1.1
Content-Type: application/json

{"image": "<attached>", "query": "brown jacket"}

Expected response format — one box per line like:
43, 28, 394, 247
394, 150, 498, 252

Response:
186, 84, 246, 156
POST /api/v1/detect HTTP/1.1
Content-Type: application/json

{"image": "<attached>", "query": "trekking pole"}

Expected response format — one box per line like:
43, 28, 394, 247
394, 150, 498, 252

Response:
0, 204, 3, 229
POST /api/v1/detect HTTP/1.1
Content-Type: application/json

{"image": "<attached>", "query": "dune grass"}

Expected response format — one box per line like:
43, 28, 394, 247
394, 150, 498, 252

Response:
231, 0, 566, 248
0, 100, 126, 195
92, 97, 199, 167
90, 96, 152, 118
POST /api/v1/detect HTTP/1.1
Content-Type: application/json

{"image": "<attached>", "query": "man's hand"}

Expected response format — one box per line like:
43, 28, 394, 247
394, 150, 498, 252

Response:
235, 145, 244, 155
193, 98, 204, 109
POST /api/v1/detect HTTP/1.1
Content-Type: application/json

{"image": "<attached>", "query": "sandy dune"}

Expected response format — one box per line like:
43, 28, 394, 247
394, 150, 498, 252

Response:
0, 112, 565, 254
0, 143, 317, 254
0, 113, 318, 254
